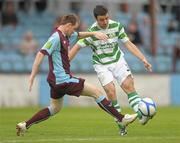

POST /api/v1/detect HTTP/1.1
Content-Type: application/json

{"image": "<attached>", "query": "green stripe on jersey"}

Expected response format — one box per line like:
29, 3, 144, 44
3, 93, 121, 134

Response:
83, 39, 97, 50
89, 26, 101, 32
84, 20, 128, 65
92, 50, 121, 65
119, 33, 127, 39
108, 22, 119, 29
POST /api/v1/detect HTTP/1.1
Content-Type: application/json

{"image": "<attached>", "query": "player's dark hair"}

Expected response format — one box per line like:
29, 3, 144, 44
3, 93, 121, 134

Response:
93, 5, 108, 19
60, 14, 79, 25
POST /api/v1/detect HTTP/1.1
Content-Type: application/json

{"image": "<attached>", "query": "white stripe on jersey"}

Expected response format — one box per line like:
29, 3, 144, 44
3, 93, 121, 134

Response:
94, 49, 119, 63
93, 37, 118, 47
81, 19, 129, 65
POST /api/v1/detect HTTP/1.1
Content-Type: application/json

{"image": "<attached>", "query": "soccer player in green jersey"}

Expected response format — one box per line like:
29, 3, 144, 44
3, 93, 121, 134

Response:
69, 5, 152, 136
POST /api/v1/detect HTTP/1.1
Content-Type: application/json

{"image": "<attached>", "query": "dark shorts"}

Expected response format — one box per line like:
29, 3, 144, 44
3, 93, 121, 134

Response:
49, 77, 85, 99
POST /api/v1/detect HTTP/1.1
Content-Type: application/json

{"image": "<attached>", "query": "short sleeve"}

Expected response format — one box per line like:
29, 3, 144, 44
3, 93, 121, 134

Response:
118, 23, 129, 43
69, 32, 79, 48
40, 32, 60, 55
77, 38, 92, 48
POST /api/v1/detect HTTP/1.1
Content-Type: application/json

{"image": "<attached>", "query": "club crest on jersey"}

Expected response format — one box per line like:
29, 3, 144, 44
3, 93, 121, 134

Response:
108, 33, 116, 38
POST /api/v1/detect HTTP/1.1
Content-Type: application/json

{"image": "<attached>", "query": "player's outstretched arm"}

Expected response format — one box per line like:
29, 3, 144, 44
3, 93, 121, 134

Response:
124, 40, 152, 72
68, 44, 81, 61
69, 31, 107, 62
29, 52, 45, 91
78, 31, 108, 41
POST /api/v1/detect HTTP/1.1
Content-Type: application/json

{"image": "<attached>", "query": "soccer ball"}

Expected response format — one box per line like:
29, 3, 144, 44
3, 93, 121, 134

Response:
138, 98, 156, 117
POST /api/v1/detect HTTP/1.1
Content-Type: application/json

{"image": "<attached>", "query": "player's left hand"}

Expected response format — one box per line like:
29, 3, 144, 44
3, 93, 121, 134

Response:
29, 77, 34, 92
142, 58, 152, 72
94, 32, 108, 41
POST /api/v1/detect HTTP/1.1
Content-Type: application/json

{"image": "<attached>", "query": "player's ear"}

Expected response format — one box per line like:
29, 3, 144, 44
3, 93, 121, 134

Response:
66, 23, 72, 27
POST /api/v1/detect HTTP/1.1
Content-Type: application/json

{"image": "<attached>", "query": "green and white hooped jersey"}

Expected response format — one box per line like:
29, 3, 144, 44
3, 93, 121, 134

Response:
77, 19, 129, 65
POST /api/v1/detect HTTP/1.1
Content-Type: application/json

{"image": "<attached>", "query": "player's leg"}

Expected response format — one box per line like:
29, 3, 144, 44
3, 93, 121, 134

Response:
103, 82, 121, 112
121, 76, 149, 125
26, 97, 64, 128
121, 75, 141, 113
103, 82, 127, 135
94, 64, 122, 113
113, 57, 149, 125
80, 81, 137, 127
93, 64, 124, 134
113, 57, 141, 113
16, 96, 64, 136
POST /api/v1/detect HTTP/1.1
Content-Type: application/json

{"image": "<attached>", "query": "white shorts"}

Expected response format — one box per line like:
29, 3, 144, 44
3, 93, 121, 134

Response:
93, 57, 132, 86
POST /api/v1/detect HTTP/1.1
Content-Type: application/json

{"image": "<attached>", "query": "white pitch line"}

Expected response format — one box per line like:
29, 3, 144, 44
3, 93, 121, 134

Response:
1, 136, 180, 143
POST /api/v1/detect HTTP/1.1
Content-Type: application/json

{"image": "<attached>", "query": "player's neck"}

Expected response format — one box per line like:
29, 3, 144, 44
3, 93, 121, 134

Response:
57, 26, 67, 36
97, 23, 109, 30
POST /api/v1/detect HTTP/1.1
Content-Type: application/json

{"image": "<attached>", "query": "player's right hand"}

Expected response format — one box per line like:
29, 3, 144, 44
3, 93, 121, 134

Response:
142, 59, 152, 72
94, 32, 108, 41
28, 77, 34, 92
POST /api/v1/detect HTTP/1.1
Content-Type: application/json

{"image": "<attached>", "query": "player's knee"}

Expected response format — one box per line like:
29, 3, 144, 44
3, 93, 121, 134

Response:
122, 83, 134, 91
48, 105, 61, 116
122, 82, 129, 89
122, 78, 134, 91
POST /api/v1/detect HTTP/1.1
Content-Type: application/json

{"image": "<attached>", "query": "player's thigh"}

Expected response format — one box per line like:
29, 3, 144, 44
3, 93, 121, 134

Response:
93, 64, 113, 86
80, 81, 103, 98
113, 57, 132, 86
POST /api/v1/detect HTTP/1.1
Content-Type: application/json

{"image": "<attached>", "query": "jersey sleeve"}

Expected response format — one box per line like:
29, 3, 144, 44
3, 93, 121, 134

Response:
77, 37, 92, 48
118, 23, 129, 43
40, 32, 60, 55
69, 31, 79, 48
77, 27, 93, 48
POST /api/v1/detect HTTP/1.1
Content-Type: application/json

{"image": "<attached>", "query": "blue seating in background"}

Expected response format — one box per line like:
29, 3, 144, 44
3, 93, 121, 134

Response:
12, 60, 25, 72
0, 10, 179, 73
116, 11, 132, 26
176, 61, 180, 72
154, 56, 172, 73
79, 11, 94, 26
0, 61, 12, 72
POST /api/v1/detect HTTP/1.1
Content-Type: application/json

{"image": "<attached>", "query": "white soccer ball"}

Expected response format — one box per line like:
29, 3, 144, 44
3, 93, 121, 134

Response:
138, 98, 156, 117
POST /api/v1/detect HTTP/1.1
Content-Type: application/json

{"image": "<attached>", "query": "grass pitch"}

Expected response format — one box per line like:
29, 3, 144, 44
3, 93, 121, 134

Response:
0, 106, 180, 143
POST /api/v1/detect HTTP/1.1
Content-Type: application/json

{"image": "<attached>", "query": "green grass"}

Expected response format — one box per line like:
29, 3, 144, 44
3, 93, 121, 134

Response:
0, 106, 180, 143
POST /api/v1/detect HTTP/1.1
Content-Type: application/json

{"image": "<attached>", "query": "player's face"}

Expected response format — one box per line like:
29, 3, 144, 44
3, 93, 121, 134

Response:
96, 14, 109, 29
67, 22, 79, 36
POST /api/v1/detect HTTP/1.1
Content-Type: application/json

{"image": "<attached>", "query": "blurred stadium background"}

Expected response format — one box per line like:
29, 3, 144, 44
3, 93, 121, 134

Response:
0, 0, 180, 107
0, 0, 180, 143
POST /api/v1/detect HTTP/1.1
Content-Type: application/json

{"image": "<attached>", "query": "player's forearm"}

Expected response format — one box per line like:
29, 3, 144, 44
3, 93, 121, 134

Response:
30, 52, 44, 79
78, 32, 95, 39
69, 44, 81, 61
124, 40, 146, 62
